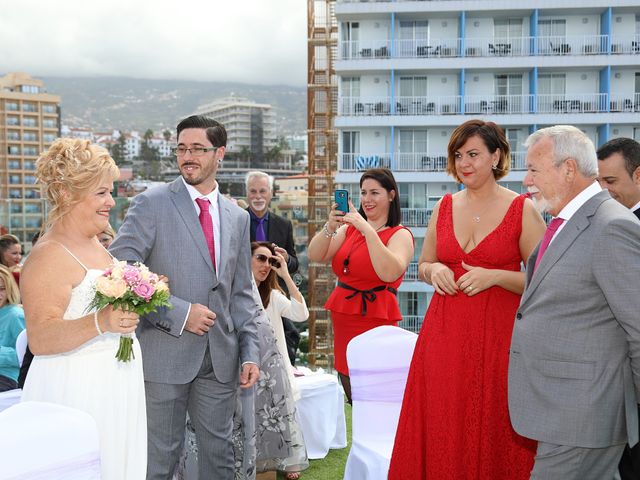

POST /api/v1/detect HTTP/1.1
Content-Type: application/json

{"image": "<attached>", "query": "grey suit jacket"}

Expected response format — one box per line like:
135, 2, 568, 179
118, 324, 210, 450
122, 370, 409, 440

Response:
509, 190, 640, 448
110, 178, 259, 384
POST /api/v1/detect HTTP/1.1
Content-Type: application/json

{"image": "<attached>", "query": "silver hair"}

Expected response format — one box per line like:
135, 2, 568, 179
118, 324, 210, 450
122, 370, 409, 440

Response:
245, 171, 274, 191
524, 125, 598, 177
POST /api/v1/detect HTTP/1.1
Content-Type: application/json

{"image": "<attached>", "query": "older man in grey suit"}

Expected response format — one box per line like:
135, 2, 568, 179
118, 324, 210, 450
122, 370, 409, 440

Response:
508, 125, 640, 479
110, 115, 259, 479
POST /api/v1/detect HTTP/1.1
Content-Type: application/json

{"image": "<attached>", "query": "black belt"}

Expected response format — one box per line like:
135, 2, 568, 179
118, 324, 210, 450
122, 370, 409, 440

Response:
337, 281, 398, 316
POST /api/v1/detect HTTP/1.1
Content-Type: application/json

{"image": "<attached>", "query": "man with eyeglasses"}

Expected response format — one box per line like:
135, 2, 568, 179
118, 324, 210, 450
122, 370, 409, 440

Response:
110, 114, 259, 479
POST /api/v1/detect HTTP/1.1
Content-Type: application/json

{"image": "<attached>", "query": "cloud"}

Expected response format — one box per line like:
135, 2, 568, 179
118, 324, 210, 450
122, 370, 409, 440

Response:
0, 0, 307, 86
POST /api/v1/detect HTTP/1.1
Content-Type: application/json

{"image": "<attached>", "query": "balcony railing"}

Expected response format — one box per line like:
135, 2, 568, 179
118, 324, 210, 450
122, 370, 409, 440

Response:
340, 93, 626, 117
404, 262, 420, 281
401, 208, 432, 227
341, 151, 527, 172
339, 34, 631, 60
398, 315, 424, 334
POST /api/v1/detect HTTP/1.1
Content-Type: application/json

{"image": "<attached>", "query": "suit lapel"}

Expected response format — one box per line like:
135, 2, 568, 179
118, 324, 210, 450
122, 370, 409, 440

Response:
169, 179, 216, 274
520, 191, 608, 306
217, 194, 233, 278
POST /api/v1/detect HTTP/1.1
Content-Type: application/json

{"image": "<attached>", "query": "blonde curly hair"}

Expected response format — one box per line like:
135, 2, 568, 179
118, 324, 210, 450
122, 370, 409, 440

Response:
36, 138, 119, 230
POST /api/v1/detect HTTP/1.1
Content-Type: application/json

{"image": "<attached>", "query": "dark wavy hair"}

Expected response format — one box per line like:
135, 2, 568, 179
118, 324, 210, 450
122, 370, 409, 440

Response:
357, 168, 402, 227
251, 241, 284, 308
0, 234, 21, 268
176, 115, 227, 148
446, 119, 511, 183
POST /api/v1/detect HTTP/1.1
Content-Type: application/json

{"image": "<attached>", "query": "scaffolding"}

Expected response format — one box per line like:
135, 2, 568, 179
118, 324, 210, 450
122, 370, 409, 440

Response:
306, 0, 338, 368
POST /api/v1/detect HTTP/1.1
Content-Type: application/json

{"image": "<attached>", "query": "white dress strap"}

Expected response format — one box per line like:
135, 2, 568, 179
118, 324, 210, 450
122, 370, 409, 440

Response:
49, 241, 89, 272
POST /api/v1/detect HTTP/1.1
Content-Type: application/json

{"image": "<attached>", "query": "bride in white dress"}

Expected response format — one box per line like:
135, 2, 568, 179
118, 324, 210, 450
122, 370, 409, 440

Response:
20, 138, 147, 479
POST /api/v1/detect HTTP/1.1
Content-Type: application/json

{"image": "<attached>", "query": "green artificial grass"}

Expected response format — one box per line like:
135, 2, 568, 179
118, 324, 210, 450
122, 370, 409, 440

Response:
278, 402, 352, 480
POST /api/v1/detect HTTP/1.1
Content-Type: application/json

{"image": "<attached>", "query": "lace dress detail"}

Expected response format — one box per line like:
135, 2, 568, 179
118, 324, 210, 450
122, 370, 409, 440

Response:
22, 250, 147, 479
389, 194, 536, 480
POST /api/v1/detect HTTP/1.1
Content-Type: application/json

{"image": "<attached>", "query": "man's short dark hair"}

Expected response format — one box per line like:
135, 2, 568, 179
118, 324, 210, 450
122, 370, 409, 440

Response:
597, 137, 640, 177
176, 115, 227, 148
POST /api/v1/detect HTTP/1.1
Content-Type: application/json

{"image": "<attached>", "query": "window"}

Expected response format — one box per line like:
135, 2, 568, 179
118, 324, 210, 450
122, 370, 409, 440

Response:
43, 133, 56, 143
20, 85, 40, 94
7, 116, 19, 126
538, 73, 566, 95
5, 102, 18, 111
634, 128, 640, 142
24, 203, 42, 214
495, 74, 522, 96
10, 203, 22, 214
9, 175, 21, 185
25, 218, 42, 229
23, 132, 37, 142
43, 119, 57, 128
399, 130, 428, 154
7, 131, 19, 140
538, 19, 566, 38
9, 189, 22, 199
399, 20, 428, 56
42, 104, 57, 114
23, 160, 36, 170
341, 77, 361, 98
341, 22, 359, 58
399, 76, 428, 98
22, 117, 37, 127
22, 103, 37, 112
398, 292, 420, 317
494, 18, 523, 41
8, 160, 21, 169
7, 146, 20, 155
342, 131, 360, 155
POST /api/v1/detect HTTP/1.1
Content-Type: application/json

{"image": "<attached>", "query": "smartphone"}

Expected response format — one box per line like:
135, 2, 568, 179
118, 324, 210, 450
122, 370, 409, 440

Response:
334, 189, 349, 214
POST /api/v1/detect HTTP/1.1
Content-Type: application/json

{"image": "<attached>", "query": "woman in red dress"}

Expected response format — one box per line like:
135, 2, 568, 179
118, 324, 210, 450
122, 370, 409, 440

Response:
389, 120, 546, 479
308, 168, 414, 403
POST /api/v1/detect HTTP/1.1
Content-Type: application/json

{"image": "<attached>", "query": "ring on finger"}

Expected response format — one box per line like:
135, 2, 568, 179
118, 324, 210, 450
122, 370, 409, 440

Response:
467, 286, 473, 292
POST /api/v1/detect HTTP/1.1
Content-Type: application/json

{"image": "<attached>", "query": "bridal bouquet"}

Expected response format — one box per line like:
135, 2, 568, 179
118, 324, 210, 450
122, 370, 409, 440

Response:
87, 261, 172, 362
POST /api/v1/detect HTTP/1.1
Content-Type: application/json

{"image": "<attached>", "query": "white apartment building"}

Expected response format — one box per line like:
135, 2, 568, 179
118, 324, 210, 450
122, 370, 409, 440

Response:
194, 96, 277, 156
334, 0, 640, 332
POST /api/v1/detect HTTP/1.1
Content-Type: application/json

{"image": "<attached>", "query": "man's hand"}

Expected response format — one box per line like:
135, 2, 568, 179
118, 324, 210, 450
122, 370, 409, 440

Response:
185, 303, 216, 335
239, 362, 260, 389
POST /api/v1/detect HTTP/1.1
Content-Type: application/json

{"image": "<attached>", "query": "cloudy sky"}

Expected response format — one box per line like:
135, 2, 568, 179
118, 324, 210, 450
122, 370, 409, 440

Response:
0, 0, 307, 86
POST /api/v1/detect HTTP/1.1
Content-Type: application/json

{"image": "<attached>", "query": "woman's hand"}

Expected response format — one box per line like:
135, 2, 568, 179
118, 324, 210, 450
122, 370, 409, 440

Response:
430, 262, 458, 295
457, 261, 497, 296
326, 202, 343, 235
270, 251, 290, 279
342, 200, 375, 236
99, 305, 140, 334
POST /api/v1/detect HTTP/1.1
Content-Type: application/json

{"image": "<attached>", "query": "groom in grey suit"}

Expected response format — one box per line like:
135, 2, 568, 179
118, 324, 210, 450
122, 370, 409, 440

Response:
110, 115, 259, 479
508, 125, 640, 479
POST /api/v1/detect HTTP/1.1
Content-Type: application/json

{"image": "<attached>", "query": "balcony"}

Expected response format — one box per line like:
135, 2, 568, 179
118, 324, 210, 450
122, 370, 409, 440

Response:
339, 34, 615, 60
340, 95, 460, 116
404, 262, 420, 281
398, 315, 423, 334
341, 151, 527, 172
536, 93, 607, 114
401, 208, 432, 227
609, 93, 640, 113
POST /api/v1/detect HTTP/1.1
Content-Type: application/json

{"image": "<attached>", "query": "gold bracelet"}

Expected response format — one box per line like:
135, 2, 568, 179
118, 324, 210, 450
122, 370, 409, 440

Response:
323, 222, 337, 238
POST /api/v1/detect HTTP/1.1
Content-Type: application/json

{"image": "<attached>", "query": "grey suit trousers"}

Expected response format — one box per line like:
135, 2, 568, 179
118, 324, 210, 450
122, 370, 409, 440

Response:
145, 347, 238, 480
531, 441, 625, 480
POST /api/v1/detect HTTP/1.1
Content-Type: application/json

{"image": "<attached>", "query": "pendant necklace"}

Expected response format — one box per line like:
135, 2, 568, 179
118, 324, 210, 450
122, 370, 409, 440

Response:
342, 223, 386, 275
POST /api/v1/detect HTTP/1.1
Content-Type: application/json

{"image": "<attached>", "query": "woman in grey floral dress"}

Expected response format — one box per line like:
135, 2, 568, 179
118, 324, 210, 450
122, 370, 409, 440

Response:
174, 261, 308, 480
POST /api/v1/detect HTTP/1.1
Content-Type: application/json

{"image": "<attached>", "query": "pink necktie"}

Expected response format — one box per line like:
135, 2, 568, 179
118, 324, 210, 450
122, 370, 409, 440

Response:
195, 198, 216, 271
533, 217, 564, 272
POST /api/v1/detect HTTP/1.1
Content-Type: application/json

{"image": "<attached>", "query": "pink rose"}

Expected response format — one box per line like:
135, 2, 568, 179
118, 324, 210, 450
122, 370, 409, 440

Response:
95, 276, 128, 299
133, 281, 155, 301
122, 265, 141, 285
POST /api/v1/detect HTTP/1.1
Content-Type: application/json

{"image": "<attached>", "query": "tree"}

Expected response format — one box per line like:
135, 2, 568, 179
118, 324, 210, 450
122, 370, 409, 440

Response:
139, 129, 161, 179
108, 130, 126, 165
163, 129, 172, 142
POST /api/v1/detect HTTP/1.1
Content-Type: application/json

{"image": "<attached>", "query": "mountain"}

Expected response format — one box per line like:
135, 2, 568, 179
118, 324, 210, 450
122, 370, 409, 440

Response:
41, 76, 307, 136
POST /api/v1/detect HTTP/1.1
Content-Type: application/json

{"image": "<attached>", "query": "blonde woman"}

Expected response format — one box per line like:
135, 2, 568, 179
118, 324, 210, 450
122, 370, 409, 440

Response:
0, 265, 24, 392
20, 139, 146, 479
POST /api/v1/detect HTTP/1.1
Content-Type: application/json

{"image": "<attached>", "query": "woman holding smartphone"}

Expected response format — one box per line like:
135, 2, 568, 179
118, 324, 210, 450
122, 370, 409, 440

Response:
308, 168, 414, 403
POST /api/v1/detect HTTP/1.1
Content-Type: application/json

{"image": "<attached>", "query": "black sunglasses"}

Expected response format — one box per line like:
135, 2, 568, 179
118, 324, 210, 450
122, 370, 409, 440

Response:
253, 253, 281, 268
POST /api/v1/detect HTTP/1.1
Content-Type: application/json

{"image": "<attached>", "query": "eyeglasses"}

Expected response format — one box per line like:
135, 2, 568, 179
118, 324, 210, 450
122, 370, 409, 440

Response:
172, 146, 218, 157
253, 253, 280, 268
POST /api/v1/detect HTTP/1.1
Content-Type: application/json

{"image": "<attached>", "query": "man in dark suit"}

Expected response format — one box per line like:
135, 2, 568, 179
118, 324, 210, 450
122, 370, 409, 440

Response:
245, 171, 299, 273
598, 137, 640, 479
245, 171, 301, 363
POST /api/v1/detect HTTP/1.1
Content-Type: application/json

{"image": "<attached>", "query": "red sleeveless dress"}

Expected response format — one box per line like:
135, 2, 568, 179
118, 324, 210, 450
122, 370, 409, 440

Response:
325, 225, 409, 375
389, 194, 536, 480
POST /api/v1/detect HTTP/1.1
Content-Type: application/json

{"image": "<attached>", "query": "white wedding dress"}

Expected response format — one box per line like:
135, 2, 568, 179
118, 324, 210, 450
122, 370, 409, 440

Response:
22, 248, 147, 479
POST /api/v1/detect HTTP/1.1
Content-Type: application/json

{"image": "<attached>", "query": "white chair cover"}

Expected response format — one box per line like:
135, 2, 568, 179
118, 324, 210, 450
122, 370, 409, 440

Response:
343, 325, 418, 480
15, 329, 27, 367
295, 372, 347, 459
0, 389, 21, 413
0, 401, 101, 479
